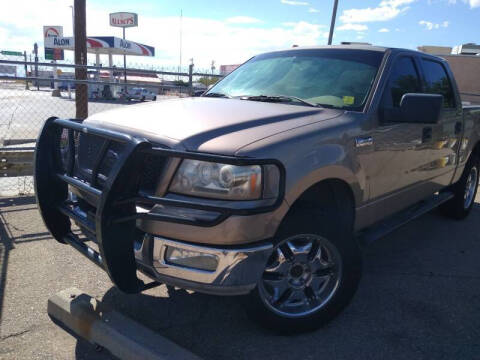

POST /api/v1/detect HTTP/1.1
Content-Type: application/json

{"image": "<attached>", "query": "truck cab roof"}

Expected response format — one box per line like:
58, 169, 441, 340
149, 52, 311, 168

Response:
263, 45, 446, 62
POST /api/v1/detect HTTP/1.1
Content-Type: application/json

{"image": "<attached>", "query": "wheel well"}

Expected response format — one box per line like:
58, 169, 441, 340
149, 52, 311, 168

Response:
286, 179, 355, 221
472, 141, 480, 159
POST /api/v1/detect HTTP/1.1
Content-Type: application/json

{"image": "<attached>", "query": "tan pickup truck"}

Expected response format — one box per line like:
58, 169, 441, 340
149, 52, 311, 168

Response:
35, 45, 480, 332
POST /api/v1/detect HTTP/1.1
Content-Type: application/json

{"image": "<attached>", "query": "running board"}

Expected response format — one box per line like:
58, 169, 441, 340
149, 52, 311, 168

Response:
357, 191, 454, 246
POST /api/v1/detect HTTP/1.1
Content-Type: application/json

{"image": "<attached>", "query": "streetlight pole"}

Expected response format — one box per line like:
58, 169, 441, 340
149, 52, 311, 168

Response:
327, 0, 339, 45
123, 27, 127, 91
70, 5, 74, 35
179, 9, 183, 81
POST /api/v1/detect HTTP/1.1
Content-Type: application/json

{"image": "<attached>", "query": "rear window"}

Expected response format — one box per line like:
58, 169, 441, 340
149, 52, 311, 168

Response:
421, 59, 455, 108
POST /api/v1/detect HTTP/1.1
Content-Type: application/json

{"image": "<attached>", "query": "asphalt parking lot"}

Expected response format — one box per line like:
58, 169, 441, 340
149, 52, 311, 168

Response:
1, 194, 480, 360
0, 84, 176, 142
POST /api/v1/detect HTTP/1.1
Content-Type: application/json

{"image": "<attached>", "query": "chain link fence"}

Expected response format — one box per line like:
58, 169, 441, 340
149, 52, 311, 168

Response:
0, 56, 223, 196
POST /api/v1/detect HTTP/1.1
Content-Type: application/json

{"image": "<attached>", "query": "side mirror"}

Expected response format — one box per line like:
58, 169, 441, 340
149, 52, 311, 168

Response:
398, 93, 443, 124
381, 93, 443, 124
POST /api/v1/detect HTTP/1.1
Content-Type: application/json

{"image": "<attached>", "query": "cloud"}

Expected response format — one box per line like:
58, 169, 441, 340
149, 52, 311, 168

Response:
282, 21, 329, 37
419, 20, 450, 30
280, 0, 309, 5
226, 16, 262, 24
0, 1, 328, 69
378, 28, 390, 32
445, 0, 479, 7
337, 23, 369, 31
340, 0, 416, 23
308, 8, 320, 13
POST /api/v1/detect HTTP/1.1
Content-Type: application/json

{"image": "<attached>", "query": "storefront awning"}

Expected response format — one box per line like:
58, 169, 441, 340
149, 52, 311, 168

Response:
44, 36, 155, 56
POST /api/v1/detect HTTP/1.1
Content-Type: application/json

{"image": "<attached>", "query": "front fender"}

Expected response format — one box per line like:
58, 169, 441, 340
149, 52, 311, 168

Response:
235, 114, 367, 232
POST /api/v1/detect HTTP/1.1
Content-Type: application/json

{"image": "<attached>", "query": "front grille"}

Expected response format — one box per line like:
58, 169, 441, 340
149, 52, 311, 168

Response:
71, 132, 166, 194
139, 153, 165, 193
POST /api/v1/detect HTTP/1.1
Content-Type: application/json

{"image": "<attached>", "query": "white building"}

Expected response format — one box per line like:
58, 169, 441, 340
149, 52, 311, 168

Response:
451, 43, 480, 55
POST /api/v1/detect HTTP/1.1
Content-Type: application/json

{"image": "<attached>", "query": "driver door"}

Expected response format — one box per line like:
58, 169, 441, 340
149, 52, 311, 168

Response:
364, 55, 434, 221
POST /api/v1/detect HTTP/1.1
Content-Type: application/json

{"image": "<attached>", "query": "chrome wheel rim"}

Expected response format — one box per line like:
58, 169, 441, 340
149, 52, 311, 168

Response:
464, 166, 478, 209
258, 234, 342, 318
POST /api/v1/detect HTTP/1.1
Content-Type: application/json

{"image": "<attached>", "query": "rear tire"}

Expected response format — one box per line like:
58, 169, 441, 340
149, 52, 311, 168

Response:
245, 182, 362, 333
440, 154, 479, 220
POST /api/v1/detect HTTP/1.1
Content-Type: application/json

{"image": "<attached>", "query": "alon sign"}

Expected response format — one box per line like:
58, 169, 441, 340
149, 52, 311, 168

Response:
109, 12, 138, 28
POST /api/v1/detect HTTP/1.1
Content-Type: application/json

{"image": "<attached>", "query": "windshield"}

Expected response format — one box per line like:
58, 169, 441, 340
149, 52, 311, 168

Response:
207, 49, 384, 110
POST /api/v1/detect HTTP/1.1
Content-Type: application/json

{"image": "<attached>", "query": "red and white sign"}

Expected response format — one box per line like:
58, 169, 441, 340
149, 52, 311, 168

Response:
44, 36, 155, 57
43, 25, 64, 60
43, 25, 63, 39
109, 12, 138, 28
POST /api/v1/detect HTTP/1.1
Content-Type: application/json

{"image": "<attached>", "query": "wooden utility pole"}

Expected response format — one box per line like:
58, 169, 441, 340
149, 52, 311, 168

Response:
33, 43, 39, 90
328, 0, 339, 45
74, 0, 88, 119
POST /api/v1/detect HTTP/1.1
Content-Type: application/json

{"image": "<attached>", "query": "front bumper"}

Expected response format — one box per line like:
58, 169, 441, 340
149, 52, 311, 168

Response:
135, 235, 273, 295
34, 117, 284, 294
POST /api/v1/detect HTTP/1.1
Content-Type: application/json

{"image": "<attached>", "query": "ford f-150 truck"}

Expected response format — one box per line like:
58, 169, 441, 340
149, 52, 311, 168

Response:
35, 45, 480, 332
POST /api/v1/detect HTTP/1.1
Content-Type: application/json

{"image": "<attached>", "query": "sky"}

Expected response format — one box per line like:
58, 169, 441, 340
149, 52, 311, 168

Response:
0, 0, 479, 71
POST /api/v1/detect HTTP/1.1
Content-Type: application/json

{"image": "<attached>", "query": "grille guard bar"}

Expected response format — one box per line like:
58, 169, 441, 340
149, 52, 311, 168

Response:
34, 117, 285, 293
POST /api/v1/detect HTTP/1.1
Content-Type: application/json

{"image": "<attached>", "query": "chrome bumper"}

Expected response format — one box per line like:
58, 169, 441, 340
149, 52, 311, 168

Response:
135, 235, 273, 296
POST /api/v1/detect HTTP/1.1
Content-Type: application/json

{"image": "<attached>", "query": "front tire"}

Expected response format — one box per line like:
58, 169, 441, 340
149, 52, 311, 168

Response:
245, 183, 362, 333
440, 154, 479, 220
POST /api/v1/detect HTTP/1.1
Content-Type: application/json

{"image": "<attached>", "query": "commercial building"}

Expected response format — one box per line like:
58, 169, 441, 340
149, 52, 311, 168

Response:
417, 45, 452, 55
417, 43, 480, 104
0, 65, 16, 77
418, 43, 480, 56
440, 55, 480, 104
219, 64, 240, 75
452, 43, 480, 55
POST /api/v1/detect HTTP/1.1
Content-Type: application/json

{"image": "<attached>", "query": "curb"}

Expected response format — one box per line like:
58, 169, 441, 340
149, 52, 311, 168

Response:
48, 287, 202, 360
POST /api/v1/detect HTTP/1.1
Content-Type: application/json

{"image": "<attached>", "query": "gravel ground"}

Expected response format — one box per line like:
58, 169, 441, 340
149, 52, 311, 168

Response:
0, 85, 135, 141
1, 194, 480, 360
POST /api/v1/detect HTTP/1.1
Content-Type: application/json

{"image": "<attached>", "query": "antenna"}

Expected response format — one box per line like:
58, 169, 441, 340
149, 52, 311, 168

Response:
328, 0, 339, 45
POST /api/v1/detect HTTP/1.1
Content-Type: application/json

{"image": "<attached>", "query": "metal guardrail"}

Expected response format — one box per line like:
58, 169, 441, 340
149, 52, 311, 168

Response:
0, 75, 190, 90
1, 150, 34, 177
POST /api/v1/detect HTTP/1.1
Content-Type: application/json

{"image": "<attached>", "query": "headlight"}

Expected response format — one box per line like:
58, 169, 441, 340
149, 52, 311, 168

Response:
169, 160, 263, 200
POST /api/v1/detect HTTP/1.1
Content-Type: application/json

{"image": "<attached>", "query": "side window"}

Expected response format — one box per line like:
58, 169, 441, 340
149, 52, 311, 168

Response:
421, 59, 455, 108
384, 57, 421, 107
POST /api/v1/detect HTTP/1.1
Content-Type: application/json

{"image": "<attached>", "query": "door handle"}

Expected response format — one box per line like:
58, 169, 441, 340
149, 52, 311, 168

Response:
422, 127, 432, 143
455, 121, 462, 135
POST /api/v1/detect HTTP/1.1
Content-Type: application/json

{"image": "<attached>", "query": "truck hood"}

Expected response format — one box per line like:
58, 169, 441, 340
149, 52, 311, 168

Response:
86, 97, 342, 154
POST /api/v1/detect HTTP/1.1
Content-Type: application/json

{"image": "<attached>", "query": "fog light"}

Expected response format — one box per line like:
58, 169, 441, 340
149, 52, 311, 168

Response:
165, 246, 219, 272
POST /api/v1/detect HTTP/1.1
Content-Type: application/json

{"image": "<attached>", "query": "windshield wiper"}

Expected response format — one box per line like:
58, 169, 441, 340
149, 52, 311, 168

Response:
203, 92, 232, 98
237, 95, 321, 108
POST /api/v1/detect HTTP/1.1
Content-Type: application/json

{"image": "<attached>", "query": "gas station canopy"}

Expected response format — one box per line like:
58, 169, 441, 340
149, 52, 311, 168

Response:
44, 36, 155, 56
